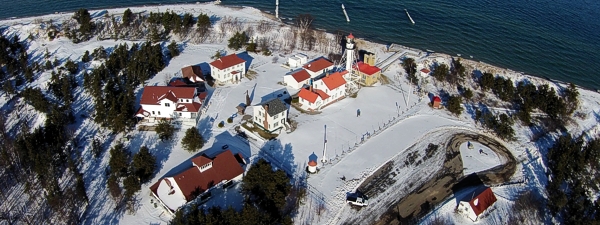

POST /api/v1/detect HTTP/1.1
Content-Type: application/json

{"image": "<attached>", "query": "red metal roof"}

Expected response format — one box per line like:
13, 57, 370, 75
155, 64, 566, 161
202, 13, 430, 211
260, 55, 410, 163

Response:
420, 68, 431, 73
140, 86, 196, 105
298, 88, 319, 103
321, 71, 347, 90
169, 79, 188, 87
175, 103, 202, 112
469, 187, 497, 217
210, 54, 246, 70
348, 33, 354, 39
298, 88, 329, 103
181, 65, 205, 82
433, 96, 441, 102
303, 58, 334, 73
292, 70, 311, 82
191, 154, 212, 167
355, 62, 381, 75
308, 160, 317, 166
135, 107, 149, 117
314, 89, 330, 100
198, 92, 208, 101
153, 150, 244, 202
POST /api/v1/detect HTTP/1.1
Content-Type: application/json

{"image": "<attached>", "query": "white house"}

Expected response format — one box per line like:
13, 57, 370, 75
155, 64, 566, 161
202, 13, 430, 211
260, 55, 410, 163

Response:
135, 86, 204, 123
253, 98, 288, 133
150, 150, 245, 214
298, 71, 347, 111
303, 57, 334, 78
288, 53, 308, 68
209, 53, 246, 84
283, 69, 311, 89
456, 187, 497, 222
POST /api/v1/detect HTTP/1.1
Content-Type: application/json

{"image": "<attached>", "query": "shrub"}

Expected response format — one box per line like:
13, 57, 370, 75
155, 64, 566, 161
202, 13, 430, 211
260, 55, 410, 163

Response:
155, 119, 175, 141
218, 121, 224, 128
227, 117, 233, 123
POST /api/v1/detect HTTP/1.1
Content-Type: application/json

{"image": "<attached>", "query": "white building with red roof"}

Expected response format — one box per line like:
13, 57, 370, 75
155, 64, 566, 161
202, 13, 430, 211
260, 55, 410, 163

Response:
283, 69, 311, 89
456, 187, 497, 221
209, 53, 246, 84
420, 68, 431, 78
136, 86, 205, 123
297, 71, 347, 111
150, 150, 246, 214
303, 57, 334, 78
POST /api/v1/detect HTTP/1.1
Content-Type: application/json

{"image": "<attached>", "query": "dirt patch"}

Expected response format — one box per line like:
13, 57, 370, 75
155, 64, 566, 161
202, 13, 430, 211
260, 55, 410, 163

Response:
366, 132, 516, 225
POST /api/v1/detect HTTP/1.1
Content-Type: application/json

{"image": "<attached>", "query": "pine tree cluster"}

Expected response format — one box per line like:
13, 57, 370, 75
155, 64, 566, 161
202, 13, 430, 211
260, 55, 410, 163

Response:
83, 42, 166, 133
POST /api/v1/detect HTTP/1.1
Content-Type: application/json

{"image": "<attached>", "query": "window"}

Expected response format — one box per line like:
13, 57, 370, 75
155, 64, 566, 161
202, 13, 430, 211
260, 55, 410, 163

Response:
165, 103, 170, 107
186, 99, 189, 102
152, 111, 155, 115
274, 122, 279, 127
191, 113, 197, 118
274, 114, 278, 119
158, 111, 161, 115
281, 119, 285, 124
179, 112, 182, 116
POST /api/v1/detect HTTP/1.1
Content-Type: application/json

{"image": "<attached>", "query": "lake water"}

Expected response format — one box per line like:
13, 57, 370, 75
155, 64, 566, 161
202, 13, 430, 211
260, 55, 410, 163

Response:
1, 0, 598, 89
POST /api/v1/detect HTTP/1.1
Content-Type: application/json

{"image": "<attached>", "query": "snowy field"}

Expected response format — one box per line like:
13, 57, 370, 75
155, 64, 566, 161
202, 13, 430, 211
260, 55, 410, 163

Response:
460, 141, 501, 175
1, 2, 600, 225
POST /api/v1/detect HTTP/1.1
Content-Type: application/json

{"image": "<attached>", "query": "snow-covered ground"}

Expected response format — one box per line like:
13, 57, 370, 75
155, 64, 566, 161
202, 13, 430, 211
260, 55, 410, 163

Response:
2, 2, 600, 225
460, 141, 501, 175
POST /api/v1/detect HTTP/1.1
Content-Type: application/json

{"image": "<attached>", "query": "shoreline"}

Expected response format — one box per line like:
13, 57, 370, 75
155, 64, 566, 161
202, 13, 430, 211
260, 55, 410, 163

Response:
0, 3, 594, 94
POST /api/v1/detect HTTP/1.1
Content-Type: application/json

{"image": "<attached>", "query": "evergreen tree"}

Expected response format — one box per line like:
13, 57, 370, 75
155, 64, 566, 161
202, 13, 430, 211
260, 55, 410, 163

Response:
432, 64, 449, 82
75, 172, 88, 203
181, 127, 204, 153
196, 13, 211, 34
123, 174, 141, 199
155, 119, 175, 141
132, 146, 156, 183
45, 60, 53, 70
123, 8, 133, 26
246, 39, 257, 53
65, 58, 78, 74
73, 8, 93, 34
92, 138, 103, 158
82, 50, 91, 62
241, 159, 291, 221
109, 142, 129, 177
462, 88, 473, 100
24, 66, 34, 82
168, 41, 180, 58
447, 95, 462, 116
402, 58, 418, 85
182, 13, 195, 30
107, 174, 122, 201
2, 81, 15, 96
480, 72, 494, 91
228, 32, 248, 51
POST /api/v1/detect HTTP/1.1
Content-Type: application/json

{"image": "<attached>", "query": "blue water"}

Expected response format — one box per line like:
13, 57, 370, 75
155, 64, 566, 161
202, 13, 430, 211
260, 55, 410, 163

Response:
1, 0, 599, 89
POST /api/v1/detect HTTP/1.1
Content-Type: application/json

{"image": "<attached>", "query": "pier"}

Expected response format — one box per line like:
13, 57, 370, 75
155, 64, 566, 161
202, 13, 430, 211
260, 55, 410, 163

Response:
342, 4, 350, 22
405, 9, 415, 24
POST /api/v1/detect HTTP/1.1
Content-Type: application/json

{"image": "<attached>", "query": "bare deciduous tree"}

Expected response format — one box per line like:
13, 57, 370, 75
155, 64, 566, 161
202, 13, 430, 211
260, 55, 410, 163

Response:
295, 14, 314, 34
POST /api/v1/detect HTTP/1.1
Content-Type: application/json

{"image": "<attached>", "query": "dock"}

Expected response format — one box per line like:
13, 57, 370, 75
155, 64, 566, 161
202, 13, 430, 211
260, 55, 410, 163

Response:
405, 9, 415, 24
342, 4, 350, 22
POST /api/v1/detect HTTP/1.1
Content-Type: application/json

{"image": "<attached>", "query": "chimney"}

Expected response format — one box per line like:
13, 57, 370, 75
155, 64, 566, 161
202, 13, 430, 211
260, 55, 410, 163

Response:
263, 104, 269, 129
309, 79, 313, 92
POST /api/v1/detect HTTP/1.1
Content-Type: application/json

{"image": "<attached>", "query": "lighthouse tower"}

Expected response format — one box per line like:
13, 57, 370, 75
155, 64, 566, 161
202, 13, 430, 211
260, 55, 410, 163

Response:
345, 33, 356, 73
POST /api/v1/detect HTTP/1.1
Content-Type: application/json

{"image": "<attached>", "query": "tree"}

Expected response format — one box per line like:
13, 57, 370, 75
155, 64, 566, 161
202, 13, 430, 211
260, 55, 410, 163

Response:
82, 50, 91, 62
107, 175, 122, 201
480, 72, 494, 91
75, 172, 88, 203
246, 39, 257, 53
563, 83, 579, 114
73, 8, 93, 34
155, 119, 175, 141
2, 81, 15, 96
123, 174, 141, 199
295, 14, 314, 34
402, 58, 418, 85
92, 138, 103, 158
109, 142, 129, 177
462, 88, 473, 100
228, 31, 248, 50
196, 13, 211, 34
181, 127, 204, 153
45, 60, 53, 70
447, 95, 462, 116
212, 50, 223, 59
65, 58, 78, 74
123, 8, 133, 26
432, 64, 449, 82
132, 146, 156, 183
242, 159, 291, 221
167, 41, 180, 58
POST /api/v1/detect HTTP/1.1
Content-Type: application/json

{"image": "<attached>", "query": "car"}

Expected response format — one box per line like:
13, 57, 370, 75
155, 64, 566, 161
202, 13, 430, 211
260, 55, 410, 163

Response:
346, 193, 369, 207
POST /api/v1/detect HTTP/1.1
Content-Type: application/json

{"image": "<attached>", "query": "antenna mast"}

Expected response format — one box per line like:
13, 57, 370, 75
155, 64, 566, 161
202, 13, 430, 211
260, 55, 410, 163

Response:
322, 124, 328, 163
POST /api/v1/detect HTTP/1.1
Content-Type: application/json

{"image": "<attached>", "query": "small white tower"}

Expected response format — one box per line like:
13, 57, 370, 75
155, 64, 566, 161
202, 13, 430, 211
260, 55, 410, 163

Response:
308, 160, 317, 173
345, 33, 356, 73
275, 0, 279, 18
